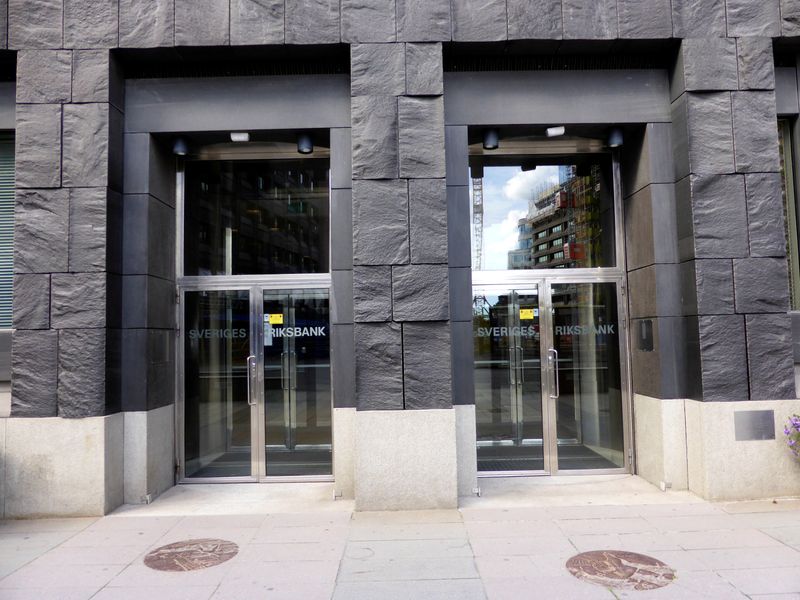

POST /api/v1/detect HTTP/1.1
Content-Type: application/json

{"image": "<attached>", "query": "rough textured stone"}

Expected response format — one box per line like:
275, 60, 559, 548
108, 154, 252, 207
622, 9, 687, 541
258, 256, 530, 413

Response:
72, 50, 117, 105
745, 173, 786, 258
15, 104, 62, 189
11, 330, 58, 417
285, 0, 340, 44
51, 273, 107, 329
120, 0, 175, 47
409, 179, 447, 264
699, 315, 748, 401
64, 0, 119, 48
9, 0, 62, 48
399, 97, 445, 178
731, 92, 781, 174
355, 322, 403, 410
617, 0, 672, 38
231, 0, 284, 45
403, 322, 452, 409
733, 258, 790, 313
62, 103, 110, 188
351, 44, 405, 97
451, 0, 507, 42
507, 0, 562, 39
13, 274, 50, 330
405, 43, 443, 96
563, 0, 618, 39
351, 95, 398, 179
783, 0, 800, 36
58, 329, 106, 418
672, 0, 726, 37
342, 0, 395, 42
737, 38, 775, 91
746, 314, 795, 400
396, 0, 450, 41
726, 0, 781, 37
686, 93, 735, 175
680, 38, 738, 92
14, 189, 69, 273
690, 175, 748, 259
392, 264, 449, 321
693, 260, 734, 315
353, 180, 409, 265
69, 187, 108, 272
175, 0, 230, 45
353, 266, 392, 322
17, 51, 72, 104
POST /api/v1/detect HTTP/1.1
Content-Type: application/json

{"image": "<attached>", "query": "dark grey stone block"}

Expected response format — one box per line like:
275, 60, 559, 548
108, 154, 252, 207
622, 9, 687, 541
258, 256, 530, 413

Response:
15, 104, 62, 189
624, 186, 655, 271
121, 275, 174, 329
508, 0, 562, 39
693, 259, 734, 315
686, 93, 735, 176
51, 273, 107, 329
231, 0, 284, 45
617, 0, 671, 38
342, 0, 395, 42
354, 322, 403, 410
69, 187, 108, 273
733, 258, 790, 314
351, 95, 398, 179
122, 133, 175, 204
121, 328, 174, 412
120, 0, 175, 47
392, 264, 449, 321
13, 274, 50, 330
699, 315, 749, 401
672, 0, 725, 37
330, 128, 352, 190
72, 50, 123, 108
745, 173, 786, 258
674, 176, 694, 261
399, 96, 445, 179
629, 264, 682, 319
628, 267, 657, 319
679, 38, 738, 92
445, 126, 469, 187
409, 178, 447, 264
447, 186, 471, 269
58, 329, 106, 417
783, 0, 800, 36
406, 43, 443, 96
63, 103, 110, 189
792, 311, 800, 363
396, 0, 450, 41
285, 0, 340, 44
122, 194, 176, 280
563, 0, 618, 40
624, 123, 675, 194
14, 189, 69, 274
746, 314, 795, 400
11, 330, 58, 417
731, 91, 781, 174
9, 0, 62, 49
353, 266, 392, 322
331, 189, 354, 270
403, 322, 452, 409
737, 38, 775, 91
331, 269, 354, 325
670, 95, 690, 181
451, 320, 475, 405
448, 267, 471, 322
16, 51, 71, 104
690, 174, 749, 259
64, 0, 119, 48
331, 324, 355, 408
352, 179, 409, 266
175, 0, 230, 45
726, 0, 781, 37
451, 0, 507, 42
650, 184, 679, 265
351, 44, 405, 97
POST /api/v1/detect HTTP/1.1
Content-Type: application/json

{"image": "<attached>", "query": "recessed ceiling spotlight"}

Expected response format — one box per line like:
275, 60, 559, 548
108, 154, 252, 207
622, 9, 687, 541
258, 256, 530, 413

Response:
230, 132, 250, 143
546, 126, 566, 137
297, 133, 314, 154
482, 129, 499, 150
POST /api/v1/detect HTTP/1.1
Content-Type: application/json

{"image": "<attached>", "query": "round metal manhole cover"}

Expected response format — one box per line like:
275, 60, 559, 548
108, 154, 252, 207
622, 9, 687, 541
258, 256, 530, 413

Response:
566, 550, 676, 591
144, 538, 239, 572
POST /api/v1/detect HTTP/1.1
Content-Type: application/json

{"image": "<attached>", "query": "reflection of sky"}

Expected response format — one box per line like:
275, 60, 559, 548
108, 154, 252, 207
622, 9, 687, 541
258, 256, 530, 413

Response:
470, 166, 559, 270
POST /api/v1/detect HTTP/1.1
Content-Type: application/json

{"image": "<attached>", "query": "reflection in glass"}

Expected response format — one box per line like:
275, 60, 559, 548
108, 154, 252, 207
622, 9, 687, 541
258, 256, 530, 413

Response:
552, 282, 624, 470
473, 288, 543, 472
184, 290, 252, 478
470, 158, 615, 271
263, 289, 332, 476
184, 159, 330, 276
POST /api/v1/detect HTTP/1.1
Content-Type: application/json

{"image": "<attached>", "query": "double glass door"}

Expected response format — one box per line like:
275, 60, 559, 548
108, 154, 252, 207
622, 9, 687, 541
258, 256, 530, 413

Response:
182, 286, 332, 481
474, 280, 626, 475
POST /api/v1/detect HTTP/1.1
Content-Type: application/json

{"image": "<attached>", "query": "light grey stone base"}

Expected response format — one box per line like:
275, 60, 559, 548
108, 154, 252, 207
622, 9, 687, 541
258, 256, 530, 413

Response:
354, 408, 457, 510
123, 404, 175, 505
455, 404, 478, 497
0, 413, 124, 517
333, 406, 355, 500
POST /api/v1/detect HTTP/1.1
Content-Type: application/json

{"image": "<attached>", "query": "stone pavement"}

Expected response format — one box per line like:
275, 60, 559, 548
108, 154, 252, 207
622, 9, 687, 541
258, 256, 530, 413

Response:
1, 475, 799, 599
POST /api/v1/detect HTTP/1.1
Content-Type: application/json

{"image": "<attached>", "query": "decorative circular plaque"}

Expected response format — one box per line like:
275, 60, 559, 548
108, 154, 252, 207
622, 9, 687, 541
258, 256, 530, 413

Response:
566, 550, 676, 591
144, 538, 239, 572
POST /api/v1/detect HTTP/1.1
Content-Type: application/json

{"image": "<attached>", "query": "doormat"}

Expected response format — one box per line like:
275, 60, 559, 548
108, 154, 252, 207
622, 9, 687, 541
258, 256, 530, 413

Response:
144, 538, 239, 572
566, 550, 676, 590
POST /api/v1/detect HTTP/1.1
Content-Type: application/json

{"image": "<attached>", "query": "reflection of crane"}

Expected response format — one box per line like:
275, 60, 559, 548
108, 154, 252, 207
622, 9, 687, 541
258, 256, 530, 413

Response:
472, 178, 484, 268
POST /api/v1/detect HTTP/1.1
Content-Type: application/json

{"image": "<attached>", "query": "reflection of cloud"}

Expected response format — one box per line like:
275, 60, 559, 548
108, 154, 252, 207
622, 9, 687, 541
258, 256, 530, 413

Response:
504, 169, 559, 204
482, 209, 526, 270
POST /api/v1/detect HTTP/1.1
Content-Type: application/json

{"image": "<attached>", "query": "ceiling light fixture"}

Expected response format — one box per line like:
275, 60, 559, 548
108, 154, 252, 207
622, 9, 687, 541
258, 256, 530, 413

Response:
297, 133, 314, 154
230, 132, 250, 142
546, 126, 566, 137
172, 137, 188, 156
482, 129, 499, 150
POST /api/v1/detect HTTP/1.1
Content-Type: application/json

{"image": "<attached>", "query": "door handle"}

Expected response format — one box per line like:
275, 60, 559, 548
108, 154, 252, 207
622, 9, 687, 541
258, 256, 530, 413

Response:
280, 351, 288, 391
548, 348, 560, 399
246, 354, 257, 406
509, 348, 516, 386
289, 351, 297, 390
516, 346, 525, 384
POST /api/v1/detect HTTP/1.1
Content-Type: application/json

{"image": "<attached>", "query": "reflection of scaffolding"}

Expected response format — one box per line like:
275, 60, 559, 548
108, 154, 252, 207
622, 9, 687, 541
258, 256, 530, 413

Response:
472, 178, 484, 268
